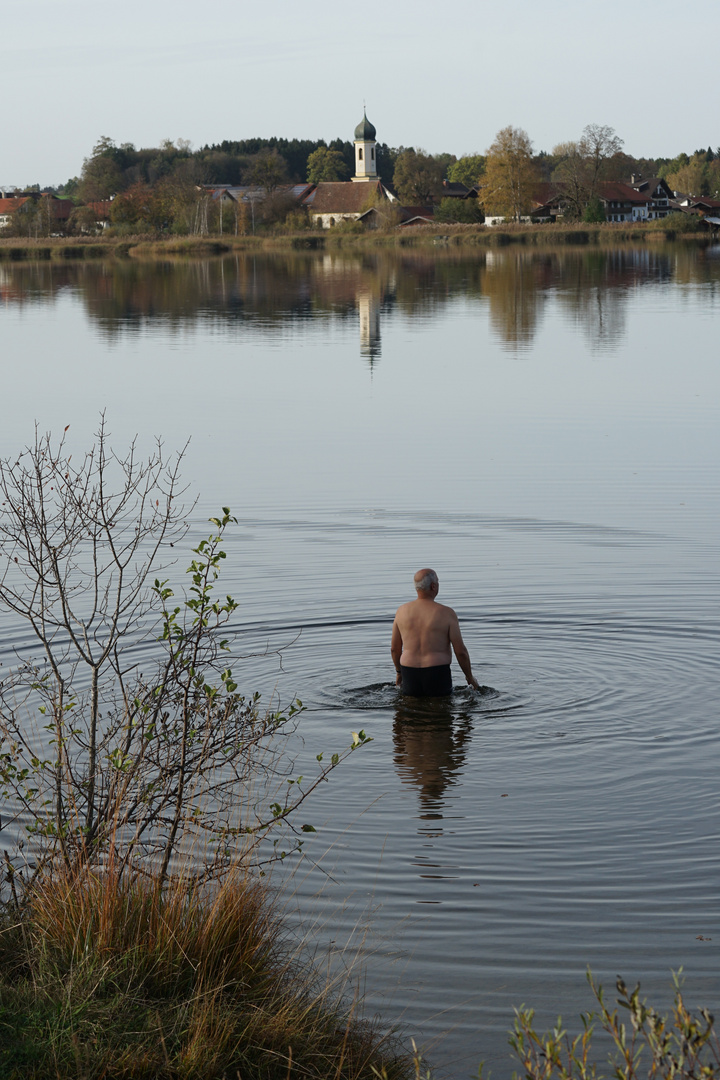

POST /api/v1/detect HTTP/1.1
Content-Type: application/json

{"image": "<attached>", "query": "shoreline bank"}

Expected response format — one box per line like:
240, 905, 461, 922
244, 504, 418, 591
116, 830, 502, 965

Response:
0, 222, 711, 261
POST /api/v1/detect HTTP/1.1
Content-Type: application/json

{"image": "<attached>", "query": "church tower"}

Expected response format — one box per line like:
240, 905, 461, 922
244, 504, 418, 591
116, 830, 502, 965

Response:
352, 110, 377, 182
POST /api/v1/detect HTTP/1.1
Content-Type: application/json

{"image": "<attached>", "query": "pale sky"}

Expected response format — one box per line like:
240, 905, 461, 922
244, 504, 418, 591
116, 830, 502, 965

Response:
2, 0, 717, 187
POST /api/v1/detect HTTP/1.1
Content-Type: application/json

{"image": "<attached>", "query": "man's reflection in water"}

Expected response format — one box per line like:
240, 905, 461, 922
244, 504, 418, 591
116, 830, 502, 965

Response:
392, 696, 473, 822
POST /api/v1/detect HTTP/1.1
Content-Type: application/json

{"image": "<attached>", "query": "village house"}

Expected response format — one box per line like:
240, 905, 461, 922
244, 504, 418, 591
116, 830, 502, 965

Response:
672, 193, 720, 214
301, 112, 397, 228
0, 192, 74, 233
525, 176, 675, 224
202, 113, 472, 231
83, 200, 113, 230
601, 176, 673, 221
0, 196, 28, 229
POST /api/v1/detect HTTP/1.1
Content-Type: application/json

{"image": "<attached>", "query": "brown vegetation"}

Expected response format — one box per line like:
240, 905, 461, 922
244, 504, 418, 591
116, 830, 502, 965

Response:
0, 861, 411, 1079
0, 216, 712, 263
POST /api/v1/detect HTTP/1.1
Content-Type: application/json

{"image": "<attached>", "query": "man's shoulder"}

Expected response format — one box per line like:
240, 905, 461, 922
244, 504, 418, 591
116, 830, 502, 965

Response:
434, 601, 459, 620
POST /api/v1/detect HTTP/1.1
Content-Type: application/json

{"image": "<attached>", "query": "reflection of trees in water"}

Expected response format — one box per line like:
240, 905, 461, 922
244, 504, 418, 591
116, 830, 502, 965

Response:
479, 247, 679, 350
552, 247, 673, 351
0, 261, 82, 307
479, 251, 549, 347
392, 703, 473, 820
3, 243, 720, 352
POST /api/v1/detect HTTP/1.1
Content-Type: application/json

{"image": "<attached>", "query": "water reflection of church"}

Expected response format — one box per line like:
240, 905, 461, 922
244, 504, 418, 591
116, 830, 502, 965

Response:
358, 290, 381, 362
313, 252, 393, 365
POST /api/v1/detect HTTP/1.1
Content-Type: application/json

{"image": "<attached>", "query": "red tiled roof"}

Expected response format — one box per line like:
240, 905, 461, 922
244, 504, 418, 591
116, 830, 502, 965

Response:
398, 215, 435, 227
400, 205, 434, 219
0, 196, 74, 219
530, 180, 667, 210
309, 181, 385, 214
0, 197, 30, 214
85, 201, 113, 218
597, 182, 649, 204
685, 196, 720, 210
47, 198, 74, 220
530, 182, 563, 208
628, 177, 673, 197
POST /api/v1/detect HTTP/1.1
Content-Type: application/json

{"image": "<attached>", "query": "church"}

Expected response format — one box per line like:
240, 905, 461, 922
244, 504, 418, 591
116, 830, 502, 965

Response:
302, 111, 397, 229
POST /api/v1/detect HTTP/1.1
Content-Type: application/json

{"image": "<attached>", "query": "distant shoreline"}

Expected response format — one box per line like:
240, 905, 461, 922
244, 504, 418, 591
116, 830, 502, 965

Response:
0, 223, 712, 261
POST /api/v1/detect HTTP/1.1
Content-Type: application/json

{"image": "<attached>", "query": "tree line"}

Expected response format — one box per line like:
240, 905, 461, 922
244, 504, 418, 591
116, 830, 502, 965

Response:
6, 125, 719, 236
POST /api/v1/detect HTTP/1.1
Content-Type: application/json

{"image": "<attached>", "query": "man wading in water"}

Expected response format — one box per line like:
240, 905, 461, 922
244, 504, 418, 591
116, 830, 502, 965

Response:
391, 568, 480, 696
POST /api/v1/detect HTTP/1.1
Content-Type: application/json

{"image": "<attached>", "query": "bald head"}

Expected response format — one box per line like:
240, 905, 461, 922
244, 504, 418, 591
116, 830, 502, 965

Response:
414, 568, 439, 595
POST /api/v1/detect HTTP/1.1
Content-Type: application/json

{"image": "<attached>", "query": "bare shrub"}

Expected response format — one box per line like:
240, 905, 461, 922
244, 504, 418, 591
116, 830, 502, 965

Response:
0, 419, 370, 896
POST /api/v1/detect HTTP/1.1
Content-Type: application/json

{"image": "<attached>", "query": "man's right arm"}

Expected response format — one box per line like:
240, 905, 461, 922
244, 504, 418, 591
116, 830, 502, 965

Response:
449, 612, 480, 690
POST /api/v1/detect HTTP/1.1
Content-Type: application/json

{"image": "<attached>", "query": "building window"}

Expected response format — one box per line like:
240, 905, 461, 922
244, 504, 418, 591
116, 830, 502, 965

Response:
371, 147, 375, 160
358, 148, 363, 161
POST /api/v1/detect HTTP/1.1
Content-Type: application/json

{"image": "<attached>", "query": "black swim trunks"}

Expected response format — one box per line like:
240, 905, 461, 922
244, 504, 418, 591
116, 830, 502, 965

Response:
400, 664, 452, 697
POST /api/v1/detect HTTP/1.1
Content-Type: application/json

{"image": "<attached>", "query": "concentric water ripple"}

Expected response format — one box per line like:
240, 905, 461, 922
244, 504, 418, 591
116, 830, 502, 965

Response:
1, 249, 719, 1079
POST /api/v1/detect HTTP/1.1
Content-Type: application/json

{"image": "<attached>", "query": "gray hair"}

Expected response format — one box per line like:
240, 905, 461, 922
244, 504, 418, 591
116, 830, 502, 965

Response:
414, 570, 438, 593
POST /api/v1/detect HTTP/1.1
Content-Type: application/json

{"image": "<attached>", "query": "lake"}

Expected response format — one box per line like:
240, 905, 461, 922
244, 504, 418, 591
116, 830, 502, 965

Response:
1, 244, 718, 1077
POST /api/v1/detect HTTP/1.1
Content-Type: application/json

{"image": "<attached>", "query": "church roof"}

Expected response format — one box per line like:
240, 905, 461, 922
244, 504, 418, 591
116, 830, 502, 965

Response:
354, 111, 376, 141
307, 180, 384, 214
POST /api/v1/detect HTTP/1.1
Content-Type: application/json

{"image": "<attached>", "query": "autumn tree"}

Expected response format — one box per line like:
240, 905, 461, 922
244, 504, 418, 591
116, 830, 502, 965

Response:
358, 186, 403, 228
109, 182, 154, 230
248, 149, 288, 194
78, 137, 127, 201
580, 123, 624, 194
68, 204, 103, 235
392, 149, 445, 205
447, 155, 485, 187
663, 149, 720, 196
434, 197, 483, 224
552, 125, 624, 219
551, 141, 588, 219
306, 146, 348, 183
482, 126, 538, 221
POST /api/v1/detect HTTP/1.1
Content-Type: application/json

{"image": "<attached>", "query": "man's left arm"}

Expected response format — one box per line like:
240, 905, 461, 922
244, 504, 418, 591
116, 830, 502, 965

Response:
391, 617, 403, 686
449, 612, 480, 689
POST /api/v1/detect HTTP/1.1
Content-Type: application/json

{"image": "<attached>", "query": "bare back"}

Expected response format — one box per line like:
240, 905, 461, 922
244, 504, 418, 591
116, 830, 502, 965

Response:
391, 598, 459, 668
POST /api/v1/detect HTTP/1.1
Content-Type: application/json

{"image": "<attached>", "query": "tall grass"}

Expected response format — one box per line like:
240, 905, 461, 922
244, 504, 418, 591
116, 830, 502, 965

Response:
0, 222, 713, 261
0, 860, 412, 1079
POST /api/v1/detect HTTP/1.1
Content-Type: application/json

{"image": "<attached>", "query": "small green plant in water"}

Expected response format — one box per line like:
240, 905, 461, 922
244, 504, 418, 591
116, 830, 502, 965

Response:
510, 969, 719, 1080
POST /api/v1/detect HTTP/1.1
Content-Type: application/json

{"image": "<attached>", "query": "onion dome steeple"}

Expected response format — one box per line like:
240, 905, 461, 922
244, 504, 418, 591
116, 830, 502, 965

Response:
352, 109, 378, 182
354, 111, 376, 141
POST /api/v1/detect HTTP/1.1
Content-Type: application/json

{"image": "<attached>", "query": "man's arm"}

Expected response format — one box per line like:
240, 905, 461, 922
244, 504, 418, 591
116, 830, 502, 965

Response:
449, 612, 480, 689
391, 616, 403, 686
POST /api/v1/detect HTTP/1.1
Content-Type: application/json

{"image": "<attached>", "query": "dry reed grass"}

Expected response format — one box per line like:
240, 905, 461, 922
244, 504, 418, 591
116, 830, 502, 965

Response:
0, 222, 711, 263
0, 861, 412, 1080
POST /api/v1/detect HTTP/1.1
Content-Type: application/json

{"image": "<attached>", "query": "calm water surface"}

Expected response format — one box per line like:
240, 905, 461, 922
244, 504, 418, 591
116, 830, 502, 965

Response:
1, 246, 718, 1077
